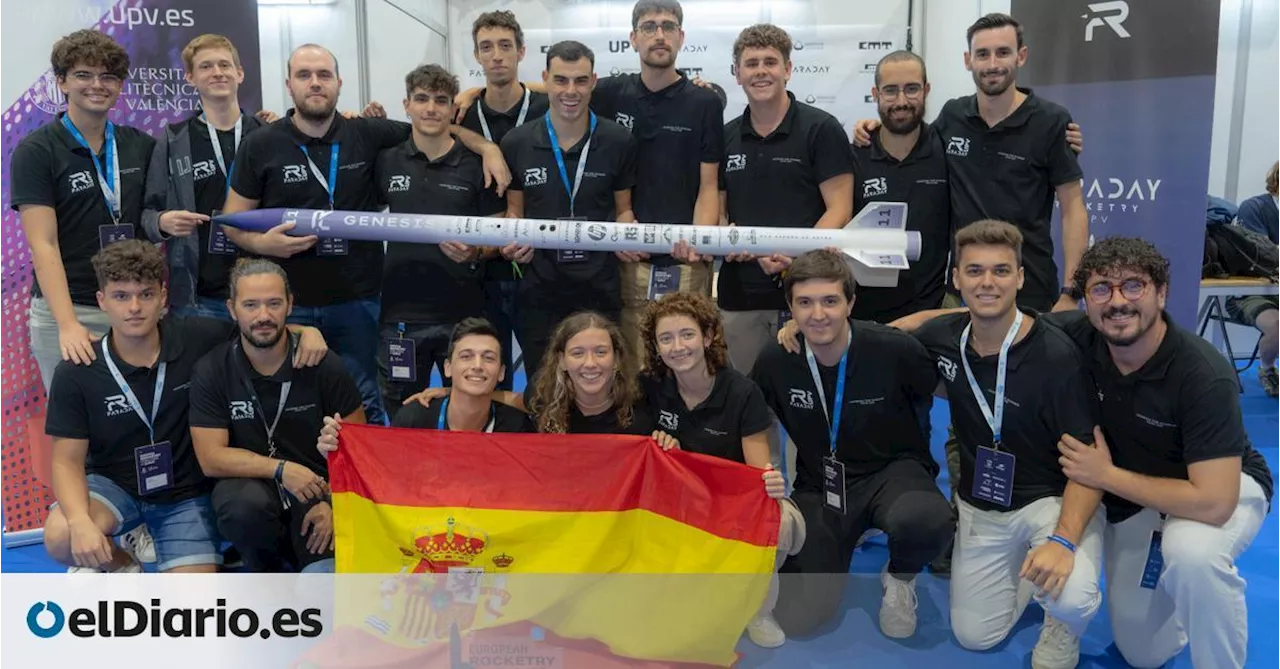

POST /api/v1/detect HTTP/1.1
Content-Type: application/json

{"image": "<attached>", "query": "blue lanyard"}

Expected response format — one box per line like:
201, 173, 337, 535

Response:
544, 112, 596, 217
958, 310, 1024, 447
437, 396, 496, 432
203, 113, 242, 198
61, 115, 120, 221
299, 142, 340, 208
100, 338, 166, 444
805, 330, 852, 455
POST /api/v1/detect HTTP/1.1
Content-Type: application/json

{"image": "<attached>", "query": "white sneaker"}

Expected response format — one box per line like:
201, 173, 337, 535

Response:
856, 528, 884, 548
1032, 614, 1080, 669
745, 614, 786, 648
879, 565, 918, 639
66, 559, 143, 574
117, 525, 157, 564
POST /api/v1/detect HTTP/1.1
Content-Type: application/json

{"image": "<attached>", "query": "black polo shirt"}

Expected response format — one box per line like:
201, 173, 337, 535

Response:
565, 402, 656, 436
641, 367, 773, 463
459, 85, 550, 217
851, 124, 951, 323
1045, 311, 1276, 523
592, 74, 724, 266
934, 89, 1082, 311
187, 115, 251, 300
719, 93, 854, 311
392, 395, 534, 432
750, 321, 937, 491
374, 138, 488, 326
44, 316, 236, 504
915, 311, 1096, 511
230, 111, 409, 306
188, 336, 363, 477
10, 115, 155, 306
500, 116, 637, 305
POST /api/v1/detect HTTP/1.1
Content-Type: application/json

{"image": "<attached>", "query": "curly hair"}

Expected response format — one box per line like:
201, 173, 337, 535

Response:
527, 312, 640, 434
638, 292, 729, 379
52, 29, 129, 80
404, 63, 459, 100
92, 239, 164, 289
733, 24, 792, 65
1071, 237, 1171, 297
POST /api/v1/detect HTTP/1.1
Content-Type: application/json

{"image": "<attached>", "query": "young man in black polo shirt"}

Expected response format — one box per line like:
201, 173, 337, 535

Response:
142, 34, 265, 321
190, 259, 365, 573
1050, 238, 1274, 669
718, 24, 854, 377
222, 44, 509, 426
375, 65, 491, 422
750, 250, 951, 640
317, 318, 534, 455
911, 221, 1102, 669
12, 30, 156, 389
498, 40, 638, 381
459, 11, 550, 390
852, 51, 950, 324
42, 241, 225, 573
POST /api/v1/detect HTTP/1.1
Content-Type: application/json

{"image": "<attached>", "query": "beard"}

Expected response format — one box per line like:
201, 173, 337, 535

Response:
242, 321, 285, 349
973, 67, 1016, 96
641, 45, 675, 69
1097, 304, 1152, 347
294, 93, 337, 122
878, 102, 923, 135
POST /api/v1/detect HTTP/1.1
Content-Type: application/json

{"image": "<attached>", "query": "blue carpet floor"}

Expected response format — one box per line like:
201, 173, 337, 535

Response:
3, 364, 1276, 667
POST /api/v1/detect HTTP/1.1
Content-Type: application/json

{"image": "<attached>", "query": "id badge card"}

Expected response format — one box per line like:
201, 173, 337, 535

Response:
317, 237, 348, 256
557, 217, 589, 263
384, 337, 417, 382
207, 209, 237, 255
1140, 530, 1164, 589
134, 441, 174, 496
823, 455, 847, 514
647, 266, 682, 301
99, 223, 135, 249
972, 445, 1015, 508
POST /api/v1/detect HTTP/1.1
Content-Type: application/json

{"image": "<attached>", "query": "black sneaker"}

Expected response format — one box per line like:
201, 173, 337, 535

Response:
222, 546, 244, 570
1260, 366, 1279, 398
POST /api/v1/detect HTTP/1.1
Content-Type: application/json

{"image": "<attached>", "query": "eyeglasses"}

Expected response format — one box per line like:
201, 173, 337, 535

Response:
69, 70, 123, 86
638, 20, 680, 36
1086, 278, 1149, 304
878, 84, 924, 100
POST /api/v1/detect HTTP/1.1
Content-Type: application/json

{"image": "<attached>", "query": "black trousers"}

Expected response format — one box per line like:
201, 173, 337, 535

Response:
774, 457, 955, 636
211, 478, 334, 573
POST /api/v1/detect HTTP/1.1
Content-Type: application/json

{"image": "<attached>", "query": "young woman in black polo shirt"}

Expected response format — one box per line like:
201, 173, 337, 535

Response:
637, 292, 804, 649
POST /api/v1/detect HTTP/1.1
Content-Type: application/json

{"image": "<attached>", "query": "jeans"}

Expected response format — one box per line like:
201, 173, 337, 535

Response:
287, 298, 386, 425
169, 295, 232, 321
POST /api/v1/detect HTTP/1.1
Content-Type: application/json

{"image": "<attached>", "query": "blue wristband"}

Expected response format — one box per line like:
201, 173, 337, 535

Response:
274, 461, 285, 483
1047, 534, 1076, 553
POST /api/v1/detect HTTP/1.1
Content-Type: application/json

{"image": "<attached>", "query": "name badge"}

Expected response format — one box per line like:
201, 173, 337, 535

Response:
556, 217, 588, 263
384, 338, 417, 382
134, 441, 174, 496
207, 209, 237, 255
99, 224, 135, 249
317, 237, 348, 256
1140, 530, 1164, 589
972, 445, 1015, 507
647, 266, 683, 301
823, 455, 846, 514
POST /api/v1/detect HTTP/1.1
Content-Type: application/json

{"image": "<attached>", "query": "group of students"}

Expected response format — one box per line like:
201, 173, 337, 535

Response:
11, 2, 1275, 668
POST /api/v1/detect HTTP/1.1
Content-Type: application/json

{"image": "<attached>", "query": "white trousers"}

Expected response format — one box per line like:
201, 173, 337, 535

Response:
28, 296, 113, 391
951, 495, 1105, 649
1105, 474, 1267, 669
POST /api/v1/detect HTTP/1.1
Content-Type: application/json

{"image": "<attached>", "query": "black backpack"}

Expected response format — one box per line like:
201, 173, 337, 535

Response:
1204, 221, 1279, 279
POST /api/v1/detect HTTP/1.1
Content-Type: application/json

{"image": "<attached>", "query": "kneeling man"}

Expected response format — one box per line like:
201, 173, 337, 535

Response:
190, 259, 365, 572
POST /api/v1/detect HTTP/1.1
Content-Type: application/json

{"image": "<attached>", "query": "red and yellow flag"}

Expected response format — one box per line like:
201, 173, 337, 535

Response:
324, 425, 780, 667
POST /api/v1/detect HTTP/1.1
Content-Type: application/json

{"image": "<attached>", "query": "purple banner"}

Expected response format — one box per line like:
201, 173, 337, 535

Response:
0, 0, 262, 536
1013, 0, 1221, 328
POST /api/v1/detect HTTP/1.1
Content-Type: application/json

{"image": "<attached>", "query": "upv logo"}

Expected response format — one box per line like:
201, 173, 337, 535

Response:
27, 601, 66, 638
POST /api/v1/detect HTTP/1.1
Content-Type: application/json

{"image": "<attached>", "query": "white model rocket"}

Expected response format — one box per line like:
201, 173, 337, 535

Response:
214, 202, 920, 287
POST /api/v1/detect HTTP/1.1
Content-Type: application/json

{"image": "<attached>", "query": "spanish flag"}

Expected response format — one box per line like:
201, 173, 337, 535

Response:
323, 425, 780, 668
